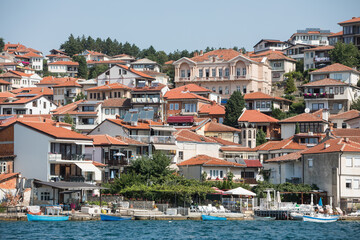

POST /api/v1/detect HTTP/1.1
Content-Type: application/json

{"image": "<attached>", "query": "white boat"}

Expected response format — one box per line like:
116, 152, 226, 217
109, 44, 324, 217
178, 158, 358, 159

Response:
290, 212, 304, 220
303, 214, 339, 223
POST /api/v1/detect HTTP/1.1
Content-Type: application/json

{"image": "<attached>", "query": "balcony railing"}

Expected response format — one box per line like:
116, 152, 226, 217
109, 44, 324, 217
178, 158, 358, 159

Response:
48, 153, 92, 161
303, 93, 334, 99
129, 135, 176, 144
314, 56, 330, 62
131, 97, 160, 104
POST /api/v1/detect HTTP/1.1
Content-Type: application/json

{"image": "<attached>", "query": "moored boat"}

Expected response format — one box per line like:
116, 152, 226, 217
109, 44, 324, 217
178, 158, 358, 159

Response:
290, 212, 304, 220
303, 214, 339, 223
27, 214, 69, 221
202, 215, 227, 221
254, 215, 276, 221
100, 214, 132, 221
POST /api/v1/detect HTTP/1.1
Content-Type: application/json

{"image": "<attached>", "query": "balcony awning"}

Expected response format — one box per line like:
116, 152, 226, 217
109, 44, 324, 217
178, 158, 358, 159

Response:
167, 116, 194, 123
75, 162, 102, 181
153, 144, 178, 151
151, 126, 177, 132
34, 181, 107, 190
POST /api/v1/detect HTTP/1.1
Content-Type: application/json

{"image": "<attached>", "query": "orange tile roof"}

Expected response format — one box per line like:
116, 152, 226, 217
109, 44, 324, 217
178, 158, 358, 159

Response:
52, 80, 81, 88
172, 84, 211, 93
251, 51, 296, 62
0, 79, 10, 85
329, 31, 343, 37
338, 17, 360, 25
244, 159, 262, 168
190, 49, 247, 62
208, 137, 241, 146
87, 83, 132, 91
310, 63, 359, 74
254, 141, 280, 151
116, 136, 147, 146
279, 113, 327, 123
164, 89, 211, 101
52, 100, 83, 115
303, 46, 334, 52
177, 154, 246, 167
238, 110, 278, 123
263, 137, 308, 151
199, 103, 225, 115
116, 65, 155, 79
87, 60, 125, 65
303, 138, 360, 154
37, 76, 78, 86
9, 70, 32, 77
90, 161, 107, 167
244, 92, 291, 102
249, 50, 284, 57
165, 60, 174, 65
131, 83, 166, 92
0, 94, 45, 105
0, 92, 15, 98
11, 87, 53, 96
88, 134, 128, 146
175, 129, 218, 143
302, 78, 347, 87
0, 72, 21, 79
102, 98, 131, 107
329, 110, 360, 120
17, 121, 91, 140
204, 121, 240, 132
220, 146, 257, 152
48, 61, 79, 66
266, 150, 305, 162
22, 51, 43, 58
107, 118, 162, 130
331, 129, 360, 137
0, 173, 20, 183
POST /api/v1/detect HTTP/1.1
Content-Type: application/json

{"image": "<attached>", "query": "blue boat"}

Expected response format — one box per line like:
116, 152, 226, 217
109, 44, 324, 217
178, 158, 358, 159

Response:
27, 214, 69, 221
202, 215, 227, 221
100, 214, 132, 221
303, 214, 339, 223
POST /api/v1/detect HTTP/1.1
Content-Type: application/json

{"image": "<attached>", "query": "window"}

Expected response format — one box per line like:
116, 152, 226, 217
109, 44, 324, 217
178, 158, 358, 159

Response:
243, 85, 247, 94
242, 68, 246, 76
244, 172, 255, 178
90, 93, 93, 99
212, 69, 216, 77
266, 101, 271, 108
219, 69, 223, 77
354, 179, 360, 189
105, 109, 110, 115
310, 52, 314, 58
346, 157, 352, 167
354, 158, 360, 167
212, 87, 216, 92
218, 117, 223, 124
169, 103, 174, 110
261, 101, 266, 108
308, 159, 313, 168
333, 123, 337, 128
342, 122, 347, 128
0, 162, 7, 173
306, 53, 309, 58
248, 130, 252, 138
220, 170, 223, 178
312, 103, 324, 111
43, 102, 46, 108
256, 101, 260, 108
335, 87, 339, 95
346, 179, 352, 189
225, 68, 229, 77
179, 151, 183, 160
236, 68, 241, 76
199, 69, 203, 77
340, 87, 344, 94
180, 70, 185, 78
83, 106, 95, 111
237, 86, 241, 92
206, 69, 210, 77
219, 87, 223, 94
123, 70, 127, 75
111, 109, 115, 115
184, 103, 196, 112
273, 62, 282, 68
187, 70, 190, 77
175, 103, 179, 110
333, 74, 342, 80
225, 86, 229, 95
40, 192, 50, 201
210, 170, 213, 178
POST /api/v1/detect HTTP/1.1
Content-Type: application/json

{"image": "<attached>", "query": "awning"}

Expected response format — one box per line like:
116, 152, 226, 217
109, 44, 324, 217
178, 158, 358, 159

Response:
151, 126, 177, 132
153, 144, 178, 150
167, 116, 194, 123
34, 181, 107, 190
75, 162, 102, 181
223, 187, 256, 196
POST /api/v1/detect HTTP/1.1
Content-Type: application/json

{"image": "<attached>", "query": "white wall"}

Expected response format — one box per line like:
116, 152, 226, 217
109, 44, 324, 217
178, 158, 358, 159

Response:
281, 124, 295, 139
175, 141, 220, 164
97, 65, 145, 88
89, 120, 129, 137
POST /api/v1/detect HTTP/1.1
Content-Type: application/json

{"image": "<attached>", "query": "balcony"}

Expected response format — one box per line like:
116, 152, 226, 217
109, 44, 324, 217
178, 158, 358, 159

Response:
303, 93, 334, 99
314, 56, 330, 62
129, 135, 176, 144
181, 110, 197, 116
48, 153, 92, 162
131, 97, 161, 104
76, 124, 97, 130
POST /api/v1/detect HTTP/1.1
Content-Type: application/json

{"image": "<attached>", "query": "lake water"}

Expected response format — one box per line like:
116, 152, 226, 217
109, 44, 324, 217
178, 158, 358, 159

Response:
1, 220, 360, 239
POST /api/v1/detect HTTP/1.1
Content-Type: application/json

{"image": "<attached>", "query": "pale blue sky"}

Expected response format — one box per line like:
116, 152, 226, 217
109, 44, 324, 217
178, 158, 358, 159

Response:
0, 0, 359, 55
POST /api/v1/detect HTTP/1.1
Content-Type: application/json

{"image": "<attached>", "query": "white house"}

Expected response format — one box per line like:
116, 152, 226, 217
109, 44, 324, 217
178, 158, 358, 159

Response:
0, 70, 41, 89
288, 28, 332, 46
130, 58, 160, 72
253, 39, 289, 53
309, 63, 360, 85
48, 61, 79, 77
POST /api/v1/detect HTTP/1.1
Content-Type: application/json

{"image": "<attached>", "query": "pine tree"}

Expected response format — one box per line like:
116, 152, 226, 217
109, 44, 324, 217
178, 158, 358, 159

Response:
72, 56, 88, 79
330, 41, 360, 68
256, 129, 267, 146
0, 38, 4, 52
224, 91, 245, 128
295, 123, 300, 134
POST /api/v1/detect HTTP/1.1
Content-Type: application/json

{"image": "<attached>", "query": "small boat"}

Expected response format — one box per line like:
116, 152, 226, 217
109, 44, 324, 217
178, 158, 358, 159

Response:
27, 214, 69, 222
201, 215, 227, 221
290, 212, 304, 220
254, 215, 276, 221
100, 214, 132, 221
303, 214, 339, 223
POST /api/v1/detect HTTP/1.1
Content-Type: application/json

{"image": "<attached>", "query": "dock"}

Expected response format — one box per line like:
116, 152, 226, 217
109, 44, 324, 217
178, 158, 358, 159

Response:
254, 210, 291, 220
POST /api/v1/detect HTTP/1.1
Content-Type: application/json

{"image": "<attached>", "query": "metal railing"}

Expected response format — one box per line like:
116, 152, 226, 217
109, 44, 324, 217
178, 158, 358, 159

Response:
48, 153, 92, 161
303, 93, 334, 99
129, 135, 176, 144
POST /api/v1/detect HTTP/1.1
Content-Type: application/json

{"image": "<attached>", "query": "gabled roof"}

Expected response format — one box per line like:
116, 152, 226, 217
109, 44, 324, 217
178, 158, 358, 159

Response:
279, 113, 327, 123
37, 76, 77, 86
302, 78, 347, 86
199, 102, 225, 115
175, 129, 218, 143
0, 79, 10, 85
338, 17, 360, 25
204, 121, 241, 132
208, 137, 241, 146
331, 129, 360, 137
0, 173, 20, 183
131, 58, 158, 64
164, 89, 211, 101
102, 98, 131, 108
131, 83, 166, 92
253, 39, 285, 47
238, 110, 278, 123
171, 84, 211, 93
190, 49, 249, 62
48, 61, 79, 66
52, 80, 81, 88
255, 136, 307, 151
302, 45, 334, 52
106, 118, 162, 130
15, 121, 92, 140
244, 159, 263, 168
116, 136, 147, 146
52, 100, 83, 115
177, 154, 246, 167
86, 83, 132, 91
265, 150, 305, 162
310, 63, 359, 74
116, 65, 155, 79
8, 70, 32, 77
244, 92, 291, 102
251, 51, 296, 62
11, 87, 53, 96
303, 138, 360, 154
329, 110, 360, 121
329, 31, 343, 37
220, 146, 257, 152
88, 134, 128, 146
22, 51, 43, 58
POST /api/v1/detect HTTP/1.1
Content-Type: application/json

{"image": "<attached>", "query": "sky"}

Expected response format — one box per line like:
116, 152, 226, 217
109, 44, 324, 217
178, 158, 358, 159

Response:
0, 0, 359, 55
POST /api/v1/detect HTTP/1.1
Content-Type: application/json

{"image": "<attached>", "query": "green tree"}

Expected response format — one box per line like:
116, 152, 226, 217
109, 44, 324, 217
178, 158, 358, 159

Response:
224, 91, 245, 128
88, 64, 109, 79
295, 122, 300, 134
296, 59, 304, 73
0, 38, 4, 52
74, 92, 86, 101
60, 34, 82, 56
329, 41, 360, 68
284, 74, 297, 94
256, 129, 267, 146
63, 113, 76, 130
351, 98, 360, 111
72, 55, 88, 79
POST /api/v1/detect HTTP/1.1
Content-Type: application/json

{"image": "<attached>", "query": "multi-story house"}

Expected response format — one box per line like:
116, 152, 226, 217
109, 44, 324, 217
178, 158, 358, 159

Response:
283, 44, 315, 61
36, 76, 77, 89
86, 83, 132, 101
244, 92, 292, 113
253, 39, 289, 53
96, 64, 155, 88
302, 78, 360, 114
288, 28, 332, 46
0, 79, 11, 92
329, 31, 343, 46
338, 17, 360, 49
173, 49, 272, 100
130, 58, 160, 72
100, 98, 131, 122
302, 138, 360, 210
46, 49, 69, 63
53, 80, 82, 106
76, 50, 110, 62
303, 46, 334, 71
48, 61, 79, 77
0, 70, 41, 89
22, 51, 44, 71
309, 63, 360, 85
329, 110, 360, 129
194, 119, 241, 143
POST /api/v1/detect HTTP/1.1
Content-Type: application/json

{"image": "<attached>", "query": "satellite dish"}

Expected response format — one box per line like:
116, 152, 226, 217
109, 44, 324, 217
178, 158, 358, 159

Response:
305, 108, 310, 113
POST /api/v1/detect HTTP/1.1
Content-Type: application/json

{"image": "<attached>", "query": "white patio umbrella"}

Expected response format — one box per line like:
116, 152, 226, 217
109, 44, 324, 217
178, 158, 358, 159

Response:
114, 152, 125, 156
223, 187, 256, 196
310, 194, 314, 206
330, 196, 333, 207
266, 190, 272, 202
277, 191, 281, 209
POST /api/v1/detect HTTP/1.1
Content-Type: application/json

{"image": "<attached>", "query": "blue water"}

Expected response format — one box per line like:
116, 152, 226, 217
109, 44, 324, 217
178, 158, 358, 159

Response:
1, 220, 360, 239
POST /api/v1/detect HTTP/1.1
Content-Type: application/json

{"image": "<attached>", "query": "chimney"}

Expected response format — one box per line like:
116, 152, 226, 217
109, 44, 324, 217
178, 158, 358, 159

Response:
344, 137, 349, 143
200, 50, 203, 56
324, 143, 330, 149
194, 51, 199, 57
211, 100, 216, 106
211, 118, 217, 123
56, 122, 60, 127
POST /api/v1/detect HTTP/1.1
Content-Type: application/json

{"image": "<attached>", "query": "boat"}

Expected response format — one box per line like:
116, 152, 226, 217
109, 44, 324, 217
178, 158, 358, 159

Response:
290, 212, 304, 220
303, 214, 339, 223
27, 214, 69, 221
254, 215, 276, 221
100, 214, 132, 221
201, 215, 227, 221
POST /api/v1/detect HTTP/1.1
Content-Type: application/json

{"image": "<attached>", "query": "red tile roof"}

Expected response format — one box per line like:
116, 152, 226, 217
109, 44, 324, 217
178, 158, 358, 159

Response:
208, 137, 242, 146
244, 159, 262, 167
238, 110, 278, 123
255, 137, 307, 151
116, 136, 147, 146
102, 98, 131, 108
164, 90, 211, 101
17, 121, 92, 140
338, 17, 360, 25
0, 79, 10, 85
0, 72, 21, 79
329, 31, 343, 37
310, 63, 359, 74
52, 100, 83, 115
0, 173, 19, 183
244, 92, 291, 102
22, 51, 43, 58
116, 65, 155, 79
177, 154, 246, 167
175, 129, 218, 143
303, 138, 360, 154
8, 70, 32, 77
331, 129, 360, 137
265, 150, 305, 162
88, 134, 128, 146
199, 102, 225, 115
302, 78, 347, 86
48, 61, 79, 66
172, 84, 211, 93
87, 83, 132, 91
90, 161, 107, 167
87, 60, 125, 65
329, 110, 360, 120
279, 113, 327, 123
107, 118, 162, 130
131, 83, 166, 92
52, 80, 81, 88
37, 76, 78, 86
204, 121, 240, 132
165, 60, 174, 65
303, 46, 334, 52
11, 87, 53, 96
190, 49, 248, 62
251, 51, 296, 62
0, 92, 15, 98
